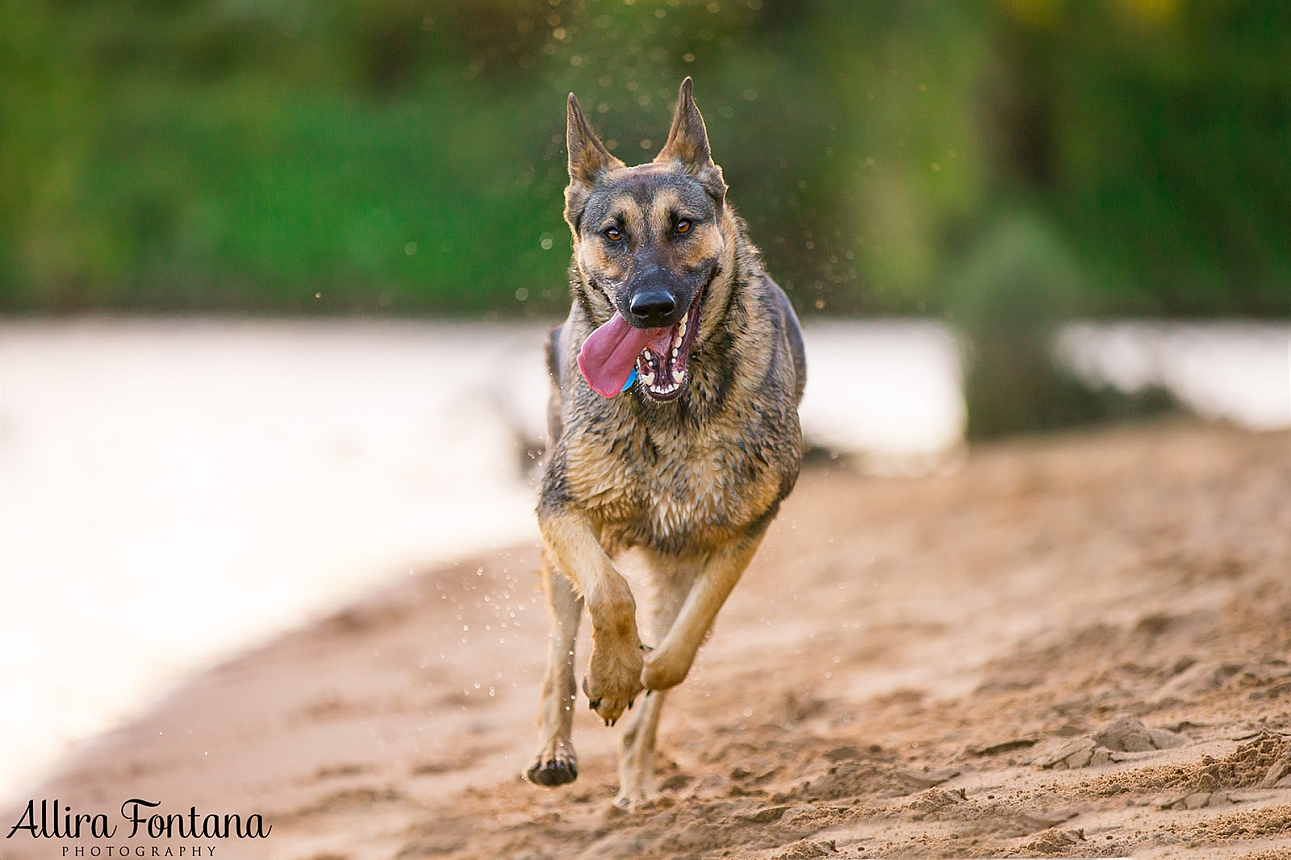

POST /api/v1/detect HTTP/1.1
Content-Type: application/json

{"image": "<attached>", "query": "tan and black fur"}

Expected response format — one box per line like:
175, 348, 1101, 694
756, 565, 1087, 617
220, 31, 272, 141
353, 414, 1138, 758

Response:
527, 78, 805, 807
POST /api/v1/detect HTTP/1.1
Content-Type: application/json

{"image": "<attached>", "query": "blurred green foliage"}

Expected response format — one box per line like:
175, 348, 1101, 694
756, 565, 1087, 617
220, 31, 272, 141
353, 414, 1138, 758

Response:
0, 0, 1287, 317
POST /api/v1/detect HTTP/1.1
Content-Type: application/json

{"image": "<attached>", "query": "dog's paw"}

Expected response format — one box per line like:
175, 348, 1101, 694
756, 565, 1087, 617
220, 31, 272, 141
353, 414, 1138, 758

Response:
584, 640, 646, 725
613, 782, 659, 811
614, 762, 660, 810
526, 737, 579, 787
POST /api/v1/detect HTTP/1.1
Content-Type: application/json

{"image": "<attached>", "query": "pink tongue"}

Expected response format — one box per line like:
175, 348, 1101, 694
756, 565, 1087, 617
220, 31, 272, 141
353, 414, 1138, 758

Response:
578, 312, 668, 398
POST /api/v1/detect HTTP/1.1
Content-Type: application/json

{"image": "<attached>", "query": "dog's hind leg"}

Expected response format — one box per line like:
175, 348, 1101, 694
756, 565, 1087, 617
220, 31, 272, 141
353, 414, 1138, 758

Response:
615, 553, 697, 808
616, 688, 668, 807
526, 550, 583, 787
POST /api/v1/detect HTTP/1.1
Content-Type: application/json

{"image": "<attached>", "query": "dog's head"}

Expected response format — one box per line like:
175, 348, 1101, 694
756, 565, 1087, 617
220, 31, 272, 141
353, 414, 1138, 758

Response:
565, 78, 730, 402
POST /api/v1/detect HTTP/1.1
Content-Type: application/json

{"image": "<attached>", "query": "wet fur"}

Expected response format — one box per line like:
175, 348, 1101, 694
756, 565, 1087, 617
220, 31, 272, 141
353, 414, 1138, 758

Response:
527, 78, 805, 806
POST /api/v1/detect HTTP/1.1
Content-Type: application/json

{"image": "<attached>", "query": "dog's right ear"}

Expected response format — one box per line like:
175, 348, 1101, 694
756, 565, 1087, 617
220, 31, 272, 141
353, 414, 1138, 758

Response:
565, 93, 624, 231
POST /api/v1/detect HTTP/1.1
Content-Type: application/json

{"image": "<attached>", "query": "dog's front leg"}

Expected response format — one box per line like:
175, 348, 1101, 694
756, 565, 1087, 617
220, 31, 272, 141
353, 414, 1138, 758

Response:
539, 508, 645, 725
527, 550, 582, 787
642, 528, 766, 691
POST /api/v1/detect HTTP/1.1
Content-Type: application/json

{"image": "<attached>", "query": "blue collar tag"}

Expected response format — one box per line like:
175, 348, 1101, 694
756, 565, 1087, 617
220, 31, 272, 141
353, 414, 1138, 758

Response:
621, 367, 638, 392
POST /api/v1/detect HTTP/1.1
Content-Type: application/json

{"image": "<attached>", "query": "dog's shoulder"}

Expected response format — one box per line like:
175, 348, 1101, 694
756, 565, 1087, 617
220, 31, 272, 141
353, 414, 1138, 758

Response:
734, 267, 806, 408
762, 274, 806, 405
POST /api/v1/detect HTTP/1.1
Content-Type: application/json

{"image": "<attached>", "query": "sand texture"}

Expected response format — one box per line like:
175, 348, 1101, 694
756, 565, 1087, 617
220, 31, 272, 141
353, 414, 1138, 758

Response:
7, 421, 1291, 859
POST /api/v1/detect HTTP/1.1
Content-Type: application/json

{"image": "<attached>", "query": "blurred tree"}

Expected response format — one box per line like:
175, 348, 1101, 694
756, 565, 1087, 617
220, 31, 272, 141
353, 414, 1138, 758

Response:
0, 0, 1286, 318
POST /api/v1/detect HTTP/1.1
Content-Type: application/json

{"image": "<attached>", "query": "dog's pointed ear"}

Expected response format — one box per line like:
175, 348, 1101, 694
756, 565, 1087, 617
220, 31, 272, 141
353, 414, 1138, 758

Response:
655, 77, 726, 204
565, 93, 624, 230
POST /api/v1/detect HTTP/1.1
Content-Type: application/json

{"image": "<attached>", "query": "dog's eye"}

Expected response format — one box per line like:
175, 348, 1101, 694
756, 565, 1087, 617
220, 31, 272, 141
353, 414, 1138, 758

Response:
604, 227, 622, 242
675, 219, 692, 235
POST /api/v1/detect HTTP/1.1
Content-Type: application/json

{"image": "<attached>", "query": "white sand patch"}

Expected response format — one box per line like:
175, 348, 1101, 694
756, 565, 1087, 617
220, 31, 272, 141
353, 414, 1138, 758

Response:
798, 320, 966, 472
1056, 321, 1291, 430
0, 318, 543, 804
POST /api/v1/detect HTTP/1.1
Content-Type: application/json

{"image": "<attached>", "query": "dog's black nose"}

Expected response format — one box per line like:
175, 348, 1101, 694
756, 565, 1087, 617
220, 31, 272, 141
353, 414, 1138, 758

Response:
629, 291, 676, 327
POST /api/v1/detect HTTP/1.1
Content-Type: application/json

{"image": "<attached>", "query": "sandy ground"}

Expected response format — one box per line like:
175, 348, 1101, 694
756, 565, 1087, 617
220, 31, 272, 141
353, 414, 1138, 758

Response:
6, 420, 1290, 859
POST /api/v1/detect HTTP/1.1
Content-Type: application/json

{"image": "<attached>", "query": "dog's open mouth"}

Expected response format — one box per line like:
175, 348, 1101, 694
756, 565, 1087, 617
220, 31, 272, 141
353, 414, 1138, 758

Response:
577, 286, 705, 401
633, 287, 705, 400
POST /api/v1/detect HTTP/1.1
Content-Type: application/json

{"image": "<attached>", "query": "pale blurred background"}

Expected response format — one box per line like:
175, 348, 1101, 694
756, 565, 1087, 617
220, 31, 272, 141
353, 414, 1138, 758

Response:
1, 0, 1289, 804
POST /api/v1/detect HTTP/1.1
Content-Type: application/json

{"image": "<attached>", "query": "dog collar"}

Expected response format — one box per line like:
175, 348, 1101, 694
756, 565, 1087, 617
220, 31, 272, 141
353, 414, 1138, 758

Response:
621, 367, 638, 392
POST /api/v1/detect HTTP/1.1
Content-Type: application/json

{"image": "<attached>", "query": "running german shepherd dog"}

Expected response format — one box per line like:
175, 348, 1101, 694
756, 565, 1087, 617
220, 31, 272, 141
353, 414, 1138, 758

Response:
527, 78, 805, 807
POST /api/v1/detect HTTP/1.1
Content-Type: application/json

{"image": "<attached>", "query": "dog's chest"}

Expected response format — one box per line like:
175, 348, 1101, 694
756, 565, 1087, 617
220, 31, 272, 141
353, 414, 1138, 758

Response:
566, 418, 780, 551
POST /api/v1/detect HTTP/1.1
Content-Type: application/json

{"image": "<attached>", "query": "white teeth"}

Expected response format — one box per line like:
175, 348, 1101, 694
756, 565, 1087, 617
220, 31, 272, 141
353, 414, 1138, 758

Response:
677, 319, 687, 338
641, 369, 655, 385
671, 348, 679, 359
672, 368, 684, 383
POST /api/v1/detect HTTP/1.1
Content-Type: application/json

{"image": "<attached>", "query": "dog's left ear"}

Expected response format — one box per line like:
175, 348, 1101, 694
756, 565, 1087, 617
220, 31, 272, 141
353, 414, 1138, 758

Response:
655, 77, 726, 206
